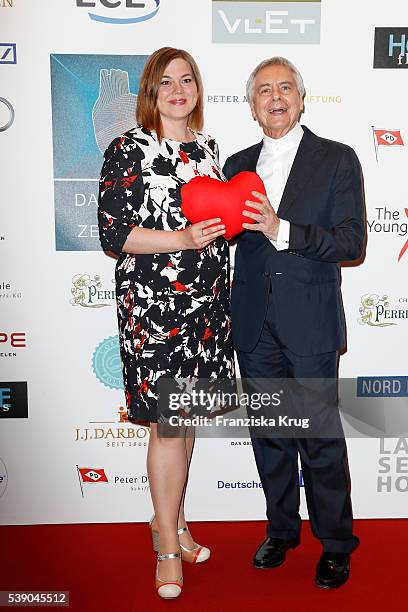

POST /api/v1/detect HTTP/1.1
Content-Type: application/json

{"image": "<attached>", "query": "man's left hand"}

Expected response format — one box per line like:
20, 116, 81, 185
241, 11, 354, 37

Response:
242, 191, 280, 241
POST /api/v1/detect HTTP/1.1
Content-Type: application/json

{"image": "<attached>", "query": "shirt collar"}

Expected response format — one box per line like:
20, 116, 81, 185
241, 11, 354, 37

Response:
262, 123, 303, 156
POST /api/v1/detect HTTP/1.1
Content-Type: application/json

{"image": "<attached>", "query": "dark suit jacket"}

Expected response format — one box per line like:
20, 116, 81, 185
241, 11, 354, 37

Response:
223, 125, 365, 356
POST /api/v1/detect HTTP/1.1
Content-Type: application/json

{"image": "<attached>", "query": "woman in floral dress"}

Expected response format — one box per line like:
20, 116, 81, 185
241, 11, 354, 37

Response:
98, 47, 234, 599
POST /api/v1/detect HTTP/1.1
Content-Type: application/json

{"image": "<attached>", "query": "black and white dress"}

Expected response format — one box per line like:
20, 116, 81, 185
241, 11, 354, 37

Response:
98, 126, 234, 422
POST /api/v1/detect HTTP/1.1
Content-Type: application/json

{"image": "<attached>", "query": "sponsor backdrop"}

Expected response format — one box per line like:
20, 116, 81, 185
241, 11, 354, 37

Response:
0, 0, 407, 525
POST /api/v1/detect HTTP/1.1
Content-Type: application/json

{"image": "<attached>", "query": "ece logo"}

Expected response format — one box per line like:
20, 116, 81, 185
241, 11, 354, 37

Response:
212, 0, 321, 44
76, 0, 161, 24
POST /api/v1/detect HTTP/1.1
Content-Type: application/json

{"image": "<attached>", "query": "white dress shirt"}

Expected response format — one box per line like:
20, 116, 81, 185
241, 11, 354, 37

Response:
256, 122, 304, 250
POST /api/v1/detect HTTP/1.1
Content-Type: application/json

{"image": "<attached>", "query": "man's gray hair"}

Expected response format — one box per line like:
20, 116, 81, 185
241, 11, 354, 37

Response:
246, 57, 305, 104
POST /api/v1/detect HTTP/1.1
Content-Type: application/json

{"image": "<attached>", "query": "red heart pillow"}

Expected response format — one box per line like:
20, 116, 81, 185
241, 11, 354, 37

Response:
181, 171, 266, 240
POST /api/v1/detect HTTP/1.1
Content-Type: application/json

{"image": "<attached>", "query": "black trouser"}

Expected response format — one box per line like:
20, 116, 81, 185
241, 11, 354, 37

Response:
237, 292, 359, 554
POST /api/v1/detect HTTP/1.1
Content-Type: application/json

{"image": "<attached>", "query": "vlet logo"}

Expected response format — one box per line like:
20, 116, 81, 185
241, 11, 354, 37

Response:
76, 0, 161, 24
212, 0, 321, 44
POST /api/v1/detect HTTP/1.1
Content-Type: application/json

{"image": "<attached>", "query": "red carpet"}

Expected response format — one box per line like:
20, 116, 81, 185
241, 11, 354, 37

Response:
0, 520, 405, 611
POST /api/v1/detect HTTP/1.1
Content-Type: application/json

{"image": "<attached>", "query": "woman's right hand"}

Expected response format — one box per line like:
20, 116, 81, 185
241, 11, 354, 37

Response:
178, 218, 225, 250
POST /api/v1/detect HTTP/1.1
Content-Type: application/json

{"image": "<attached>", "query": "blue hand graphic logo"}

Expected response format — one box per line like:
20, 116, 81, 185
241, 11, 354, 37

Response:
92, 69, 137, 154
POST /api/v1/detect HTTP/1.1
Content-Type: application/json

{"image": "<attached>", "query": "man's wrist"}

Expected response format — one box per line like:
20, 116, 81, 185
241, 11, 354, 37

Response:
276, 219, 290, 248
264, 219, 279, 241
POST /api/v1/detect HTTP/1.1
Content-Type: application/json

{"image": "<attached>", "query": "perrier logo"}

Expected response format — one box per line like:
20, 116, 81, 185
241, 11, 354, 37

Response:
358, 294, 396, 327
70, 274, 114, 308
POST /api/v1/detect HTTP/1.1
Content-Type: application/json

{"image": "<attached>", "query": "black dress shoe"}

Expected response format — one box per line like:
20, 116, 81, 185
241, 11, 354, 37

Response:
315, 552, 350, 589
253, 537, 299, 569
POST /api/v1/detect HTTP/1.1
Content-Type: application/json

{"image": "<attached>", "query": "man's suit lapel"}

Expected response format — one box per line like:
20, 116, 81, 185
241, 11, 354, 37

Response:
277, 126, 326, 218
241, 140, 263, 172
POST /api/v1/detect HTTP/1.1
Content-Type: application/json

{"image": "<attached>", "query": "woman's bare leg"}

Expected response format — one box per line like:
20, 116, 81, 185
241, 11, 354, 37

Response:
177, 427, 196, 549
147, 423, 188, 580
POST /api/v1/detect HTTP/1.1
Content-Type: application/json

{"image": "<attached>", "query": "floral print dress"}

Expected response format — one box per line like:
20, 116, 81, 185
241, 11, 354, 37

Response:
98, 126, 234, 421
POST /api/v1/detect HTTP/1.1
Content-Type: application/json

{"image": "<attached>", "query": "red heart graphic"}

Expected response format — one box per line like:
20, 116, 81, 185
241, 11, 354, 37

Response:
181, 171, 266, 240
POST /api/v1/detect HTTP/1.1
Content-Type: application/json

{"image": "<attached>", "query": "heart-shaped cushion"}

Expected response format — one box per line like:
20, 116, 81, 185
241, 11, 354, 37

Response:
181, 171, 266, 240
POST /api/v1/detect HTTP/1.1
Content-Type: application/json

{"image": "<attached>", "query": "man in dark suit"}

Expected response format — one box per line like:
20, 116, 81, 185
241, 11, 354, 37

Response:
223, 57, 364, 589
